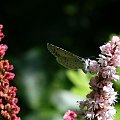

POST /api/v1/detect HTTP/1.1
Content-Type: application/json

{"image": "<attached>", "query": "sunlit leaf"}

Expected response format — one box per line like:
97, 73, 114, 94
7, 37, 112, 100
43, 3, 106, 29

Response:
66, 69, 93, 96
115, 104, 120, 120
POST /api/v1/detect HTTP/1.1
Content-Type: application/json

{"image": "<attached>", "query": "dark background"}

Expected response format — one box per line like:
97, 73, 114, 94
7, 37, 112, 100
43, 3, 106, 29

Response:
0, 0, 120, 120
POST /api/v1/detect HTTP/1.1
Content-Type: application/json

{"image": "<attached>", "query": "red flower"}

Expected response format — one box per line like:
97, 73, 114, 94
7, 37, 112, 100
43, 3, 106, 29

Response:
0, 24, 21, 119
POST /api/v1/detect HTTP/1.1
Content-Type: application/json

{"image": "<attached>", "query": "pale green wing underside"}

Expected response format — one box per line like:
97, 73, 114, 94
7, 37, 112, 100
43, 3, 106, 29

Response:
47, 43, 85, 70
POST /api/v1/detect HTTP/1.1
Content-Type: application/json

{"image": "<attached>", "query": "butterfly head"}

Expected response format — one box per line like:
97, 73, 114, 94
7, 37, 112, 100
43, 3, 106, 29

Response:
82, 58, 91, 73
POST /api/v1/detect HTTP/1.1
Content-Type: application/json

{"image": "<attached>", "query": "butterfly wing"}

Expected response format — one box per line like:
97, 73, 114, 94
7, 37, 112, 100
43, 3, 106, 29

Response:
47, 43, 85, 70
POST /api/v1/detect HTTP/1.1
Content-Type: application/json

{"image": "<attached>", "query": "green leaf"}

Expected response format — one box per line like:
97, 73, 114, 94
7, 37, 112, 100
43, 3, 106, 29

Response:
66, 69, 93, 96
115, 104, 120, 120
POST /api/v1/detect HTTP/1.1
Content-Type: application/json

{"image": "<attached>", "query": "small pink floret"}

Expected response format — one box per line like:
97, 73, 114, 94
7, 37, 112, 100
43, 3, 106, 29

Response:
63, 110, 77, 120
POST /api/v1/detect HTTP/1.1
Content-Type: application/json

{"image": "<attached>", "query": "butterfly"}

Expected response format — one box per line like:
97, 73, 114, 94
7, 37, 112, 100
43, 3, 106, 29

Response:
47, 43, 90, 73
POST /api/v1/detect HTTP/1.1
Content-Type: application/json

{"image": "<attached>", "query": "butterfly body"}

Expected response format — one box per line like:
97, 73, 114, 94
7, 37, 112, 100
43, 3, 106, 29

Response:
47, 43, 88, 72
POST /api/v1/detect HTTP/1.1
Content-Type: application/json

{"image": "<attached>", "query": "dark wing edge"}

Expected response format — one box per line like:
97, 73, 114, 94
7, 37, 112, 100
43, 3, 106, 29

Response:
47, 43, 58, 57
47, 43, 83, 58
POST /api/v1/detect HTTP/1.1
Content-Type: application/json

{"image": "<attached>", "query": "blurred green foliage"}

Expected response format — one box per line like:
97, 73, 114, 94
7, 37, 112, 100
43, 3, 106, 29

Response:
66, 70, 92, 96
0, 0, 120, 119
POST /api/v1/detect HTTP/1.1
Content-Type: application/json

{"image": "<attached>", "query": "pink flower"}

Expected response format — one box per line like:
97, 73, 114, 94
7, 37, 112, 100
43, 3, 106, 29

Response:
0, 24, 21, 119
100, 43, 112, 56
76, 36, 120, 120
63, 110, 77, 120
0, 44, 8, 57
111, 36, 120, 46
4, 72, 15, 80
0, 24, 4, 41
